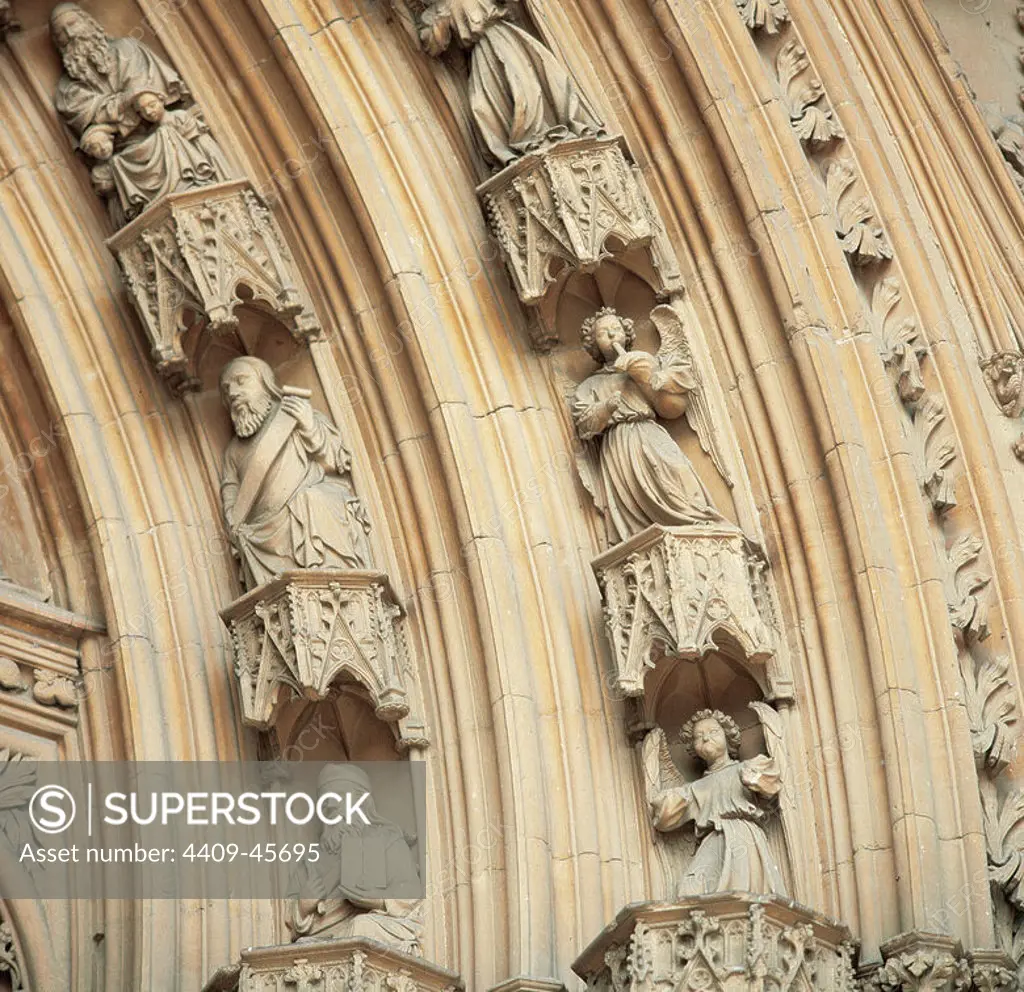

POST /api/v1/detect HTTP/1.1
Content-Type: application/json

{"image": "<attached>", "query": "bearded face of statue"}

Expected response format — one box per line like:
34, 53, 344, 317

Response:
53, 10, 112, 83
221, 365, 274, 438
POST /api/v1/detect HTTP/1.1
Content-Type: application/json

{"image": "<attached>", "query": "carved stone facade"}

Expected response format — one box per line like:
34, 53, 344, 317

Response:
4, 0, 1024, 990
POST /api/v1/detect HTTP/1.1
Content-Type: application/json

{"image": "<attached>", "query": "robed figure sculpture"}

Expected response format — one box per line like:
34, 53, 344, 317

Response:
219, 357, 371, 590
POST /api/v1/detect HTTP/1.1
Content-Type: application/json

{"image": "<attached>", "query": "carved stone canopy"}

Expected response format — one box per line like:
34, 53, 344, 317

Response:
203, 936, 464, 992
592, 524, 777, 700
220, 569, 428, 749
107, 179, 320, 393
478, 135, 682, 318
572, 894, 857, 992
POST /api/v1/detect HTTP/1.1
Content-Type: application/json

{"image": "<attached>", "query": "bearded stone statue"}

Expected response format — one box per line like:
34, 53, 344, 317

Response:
50, 2, 230, 226
418, 0, 604, 168
286, 765, 423, 953
219, 357, 372, 590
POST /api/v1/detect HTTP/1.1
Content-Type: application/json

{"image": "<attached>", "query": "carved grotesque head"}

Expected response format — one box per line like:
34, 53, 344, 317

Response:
220, 357, 280, 438
679, 709, 742, 767
50, 3, 111, 82
580, 307, 636, 364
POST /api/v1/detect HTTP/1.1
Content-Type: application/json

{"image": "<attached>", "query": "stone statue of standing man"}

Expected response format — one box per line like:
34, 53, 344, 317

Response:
220, 357, 372, 590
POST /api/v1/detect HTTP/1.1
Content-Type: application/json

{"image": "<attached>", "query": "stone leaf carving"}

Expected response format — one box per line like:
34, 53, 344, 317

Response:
0, 657, 25, 692
572, 894, 856, 992
984, 788, 1024, 912
776, 40, 843, 150
479, 136, 661, 306
967, 950, 1020, 992
961, 651, 1020, 774
826, 160, 893, 266
642, 706, 787, 897
736, 0, 790, 35
0, 916, 23, 992
872, 943, 971, 992
988, 112, 1024, 196
911, 394, 957, 515
221, 569, 427, 747
946, 534, 991, 646
108, 181, 320, 393
593, 525, 775, 697
872, 277, 927, 405
32, 668, 77, 708
203, 937, 464, 992
50, 4, 232, 228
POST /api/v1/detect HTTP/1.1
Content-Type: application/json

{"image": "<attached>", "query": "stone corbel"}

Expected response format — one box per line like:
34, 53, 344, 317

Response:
573, 894, 857, 992
203, 938, 464, 992
220, 569, 428, 750
592, 524, 778, 700
107, 179, 321, 393
479, 135, 684, 347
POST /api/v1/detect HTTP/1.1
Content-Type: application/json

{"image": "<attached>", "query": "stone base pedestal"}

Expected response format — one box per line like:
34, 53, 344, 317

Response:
203, 937, 463, 992
573, 894, 857, 992
107, 178, 320, 392
478, 135, 680, 326
592, 525, 777, 698
221, 569, 427, 747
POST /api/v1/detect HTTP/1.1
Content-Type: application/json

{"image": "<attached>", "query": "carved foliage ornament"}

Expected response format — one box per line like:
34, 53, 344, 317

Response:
776, 40, 843, 151
0, 1, 18, 41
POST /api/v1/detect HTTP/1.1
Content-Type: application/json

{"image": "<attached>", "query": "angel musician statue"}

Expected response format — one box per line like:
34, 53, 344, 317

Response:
572, 305, 732, 545
642, 704, 788, 896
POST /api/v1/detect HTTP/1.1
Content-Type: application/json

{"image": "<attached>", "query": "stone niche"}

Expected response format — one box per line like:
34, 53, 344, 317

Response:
203, 936, 464, 992
592, 524, 779, 702
221, 569, 428, 750
107, 179, 320, 393
572, 894, 857, 992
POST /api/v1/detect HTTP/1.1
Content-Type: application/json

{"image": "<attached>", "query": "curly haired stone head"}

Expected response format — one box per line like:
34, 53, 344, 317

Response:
679, 709, 742, 761
580, 306, 635, 364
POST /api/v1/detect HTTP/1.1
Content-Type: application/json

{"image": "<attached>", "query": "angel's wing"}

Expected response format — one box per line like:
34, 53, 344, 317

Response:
749, 700, 790, 807
649, 304, 734, 487
641, 727, 686, 803
554, 367, 607, 519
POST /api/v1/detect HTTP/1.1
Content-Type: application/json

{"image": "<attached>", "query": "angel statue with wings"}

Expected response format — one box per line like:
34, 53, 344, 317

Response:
572, 305, 732, 545
642, 705, 787, 896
